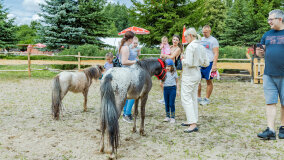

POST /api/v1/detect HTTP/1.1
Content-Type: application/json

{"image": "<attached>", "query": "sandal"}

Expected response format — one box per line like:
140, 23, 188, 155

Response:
184, 127, 198, 133
181, 123, 191, 126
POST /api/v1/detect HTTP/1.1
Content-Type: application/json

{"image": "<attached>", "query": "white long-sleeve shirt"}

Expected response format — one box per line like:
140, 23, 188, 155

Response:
182, 40, 209, 81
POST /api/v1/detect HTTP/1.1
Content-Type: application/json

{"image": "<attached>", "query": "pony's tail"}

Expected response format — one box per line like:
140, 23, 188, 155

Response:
51, 76, 61, 120
100, 74, 119, 154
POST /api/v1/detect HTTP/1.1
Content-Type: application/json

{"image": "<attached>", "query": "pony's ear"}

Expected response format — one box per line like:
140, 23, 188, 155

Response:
97, 65, 104, 71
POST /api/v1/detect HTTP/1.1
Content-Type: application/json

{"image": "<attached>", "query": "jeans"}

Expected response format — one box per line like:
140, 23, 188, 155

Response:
123, 99, 135, 116
164, 86, 176, 118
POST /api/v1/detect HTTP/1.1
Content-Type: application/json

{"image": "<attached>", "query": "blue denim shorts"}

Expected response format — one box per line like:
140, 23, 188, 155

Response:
263, 75, 284, 105
200, 62, 213, 80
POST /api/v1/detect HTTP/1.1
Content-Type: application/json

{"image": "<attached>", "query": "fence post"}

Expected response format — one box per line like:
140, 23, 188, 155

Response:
78, 52, 81, 70
27, 45, 32, 77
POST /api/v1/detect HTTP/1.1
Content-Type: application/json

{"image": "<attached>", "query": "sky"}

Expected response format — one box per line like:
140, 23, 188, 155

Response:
2, 0, 137, 25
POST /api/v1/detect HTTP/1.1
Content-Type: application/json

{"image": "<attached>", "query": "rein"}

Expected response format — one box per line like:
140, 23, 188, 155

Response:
155, 59, 167, 80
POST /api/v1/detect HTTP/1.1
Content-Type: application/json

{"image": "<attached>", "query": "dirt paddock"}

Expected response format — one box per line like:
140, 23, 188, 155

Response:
0, 78, 283, 160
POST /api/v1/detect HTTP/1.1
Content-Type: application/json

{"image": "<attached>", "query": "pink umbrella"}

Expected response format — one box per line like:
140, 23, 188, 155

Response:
118, 26, 150, 35
35, 43, 46, 48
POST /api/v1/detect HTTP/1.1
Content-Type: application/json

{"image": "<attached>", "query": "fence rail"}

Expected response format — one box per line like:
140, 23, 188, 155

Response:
1, 52, 261, 81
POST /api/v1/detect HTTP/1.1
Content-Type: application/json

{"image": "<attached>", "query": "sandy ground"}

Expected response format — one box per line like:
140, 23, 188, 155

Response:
0, 78, 284, 160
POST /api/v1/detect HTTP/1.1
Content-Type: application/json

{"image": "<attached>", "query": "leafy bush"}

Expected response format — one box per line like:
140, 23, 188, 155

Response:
139, 47, 160, 59
51, 64, 91, 70
60, 44, 113, 57
219, 46, 247, 59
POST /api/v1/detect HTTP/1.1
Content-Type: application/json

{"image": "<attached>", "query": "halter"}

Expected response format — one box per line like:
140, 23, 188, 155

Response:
155, 59, 167, 80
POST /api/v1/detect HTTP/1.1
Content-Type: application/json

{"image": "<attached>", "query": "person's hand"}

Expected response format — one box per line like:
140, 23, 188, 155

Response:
256, 47, 265, 57
176, 90, 180, 97
161, 54, 167, 59
212, 63, 217, 72
180, 54, 184, 60
160, 82, 163, 88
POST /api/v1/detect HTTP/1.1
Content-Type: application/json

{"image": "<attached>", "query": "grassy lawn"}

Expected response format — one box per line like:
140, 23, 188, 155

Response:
0, 65, 61, 79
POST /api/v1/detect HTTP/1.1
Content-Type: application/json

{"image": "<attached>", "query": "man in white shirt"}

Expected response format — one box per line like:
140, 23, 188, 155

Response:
198, 25, 219, 105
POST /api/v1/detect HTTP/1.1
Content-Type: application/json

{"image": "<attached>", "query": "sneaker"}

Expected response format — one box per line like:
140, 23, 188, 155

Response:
257, 127, 276, 140
170, 118, 175, 123
197, 97, 203, 104
122, 115, 133, 123
158, 99, 165, 104
279, 126, 284, 139
200, 98, 210, 105
163, 117, 170, 122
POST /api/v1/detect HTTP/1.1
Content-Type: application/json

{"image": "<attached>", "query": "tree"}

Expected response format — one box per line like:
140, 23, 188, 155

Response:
220, 0, 252, 46
220, 0, 281, 46
0, 0, 17, 50
16, 22, 38, 45
76, 0, 111, 46
103, 3, 130, 36
203, 0, 227, 39
130, 0, 207, 47
37, 0, 84, 50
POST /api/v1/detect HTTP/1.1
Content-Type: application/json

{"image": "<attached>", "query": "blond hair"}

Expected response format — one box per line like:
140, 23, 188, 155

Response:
105, 52, 113, 58
184, 27, 201, 40
203, 25, 211, 30
161, 36, 168, 42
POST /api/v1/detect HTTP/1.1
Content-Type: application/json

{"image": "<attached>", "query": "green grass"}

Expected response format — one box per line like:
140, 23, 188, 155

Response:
0, 65, 58, 79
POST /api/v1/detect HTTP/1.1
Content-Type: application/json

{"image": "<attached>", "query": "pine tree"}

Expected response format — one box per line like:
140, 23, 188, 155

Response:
76, 0, 111, 46
130, 0, 207, 47
220, 0, 250, 46
37, 0, 84, 50
203, 0, 227, 39
0, 0, 17, 50
104, 3, 130, 33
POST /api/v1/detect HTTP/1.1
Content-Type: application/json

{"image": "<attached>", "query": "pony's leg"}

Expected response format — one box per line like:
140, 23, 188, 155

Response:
83, 89, 89, 112
99, 128, 105, 153
140, 95, 148, 136
132, 99, 139, 133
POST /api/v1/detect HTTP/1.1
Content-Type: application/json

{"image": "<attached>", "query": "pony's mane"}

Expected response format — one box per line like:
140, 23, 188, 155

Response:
137, 58, 165, 75
83, 65, 102, 81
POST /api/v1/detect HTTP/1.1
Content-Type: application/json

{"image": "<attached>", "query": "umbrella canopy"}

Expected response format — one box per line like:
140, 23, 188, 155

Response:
118, 26, 150, 35
182, 25, 188, 44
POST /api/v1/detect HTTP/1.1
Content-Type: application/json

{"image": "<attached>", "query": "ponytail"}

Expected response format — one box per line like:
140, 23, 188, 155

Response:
119, 31, 135, 53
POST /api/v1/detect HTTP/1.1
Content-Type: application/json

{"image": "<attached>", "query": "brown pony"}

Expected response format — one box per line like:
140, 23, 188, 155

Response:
51, 65, 104, 120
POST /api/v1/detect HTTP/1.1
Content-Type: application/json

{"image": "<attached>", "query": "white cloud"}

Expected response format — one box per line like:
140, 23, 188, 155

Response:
7, 13, 16, 19
32, 14, 41, 21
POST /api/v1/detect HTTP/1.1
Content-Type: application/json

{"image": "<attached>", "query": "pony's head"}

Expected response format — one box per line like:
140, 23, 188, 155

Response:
137, 58, 167, 82
84, 65, 104, 80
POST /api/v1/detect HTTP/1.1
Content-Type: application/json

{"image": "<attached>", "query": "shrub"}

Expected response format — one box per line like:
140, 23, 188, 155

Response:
51, 64, 91, 70
219, 46, 247, 59
60, 44, 113, 57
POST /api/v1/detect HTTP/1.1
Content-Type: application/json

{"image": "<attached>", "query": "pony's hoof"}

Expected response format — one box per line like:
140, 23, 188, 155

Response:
132, 129, 137, 133
108, 153, 116, 160
99, 147, 104, 153
140, 131, 146, 136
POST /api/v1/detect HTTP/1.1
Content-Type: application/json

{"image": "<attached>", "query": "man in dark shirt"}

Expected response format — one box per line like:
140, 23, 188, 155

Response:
256, 9, 284, 140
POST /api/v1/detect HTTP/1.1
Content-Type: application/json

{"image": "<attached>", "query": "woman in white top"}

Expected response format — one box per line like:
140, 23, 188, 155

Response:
181, 27, 209, 133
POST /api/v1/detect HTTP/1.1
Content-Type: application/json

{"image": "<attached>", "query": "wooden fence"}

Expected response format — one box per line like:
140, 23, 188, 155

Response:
0, 52, 264, 83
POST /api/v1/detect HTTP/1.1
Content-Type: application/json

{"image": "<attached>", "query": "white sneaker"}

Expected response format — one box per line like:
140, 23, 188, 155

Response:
158, 99, 165, 104
197, 97, 203, 104
200, 98, 210, 105
170, 118, 175, 123
163, 117, 170, 122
